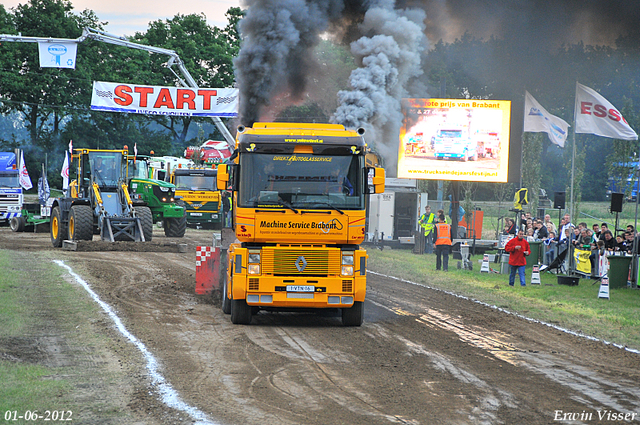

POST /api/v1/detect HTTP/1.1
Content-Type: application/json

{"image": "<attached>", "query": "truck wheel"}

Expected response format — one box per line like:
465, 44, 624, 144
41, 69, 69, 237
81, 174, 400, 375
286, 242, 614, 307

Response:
50, 206, 67, 248
68, 205, 93, 241
164, 215, 187, 238
10, 216, 25, 232
342, 301, 364, 326
137, 206, 153, 242
230, 298, 252, 324
221, 251, 231, 314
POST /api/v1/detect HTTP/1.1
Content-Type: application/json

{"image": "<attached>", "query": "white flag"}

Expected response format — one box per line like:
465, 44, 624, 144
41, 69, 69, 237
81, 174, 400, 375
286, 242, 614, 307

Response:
19, 151, 33, 190
38, 42, 77, 69
575, 82, 638, 140
61, 151, 69, 191
69, 139, 73, 154
523, 91, 570, 147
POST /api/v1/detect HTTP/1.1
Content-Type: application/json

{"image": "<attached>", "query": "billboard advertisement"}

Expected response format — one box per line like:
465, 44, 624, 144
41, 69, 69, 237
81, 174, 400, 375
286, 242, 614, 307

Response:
398, 98, 511, 182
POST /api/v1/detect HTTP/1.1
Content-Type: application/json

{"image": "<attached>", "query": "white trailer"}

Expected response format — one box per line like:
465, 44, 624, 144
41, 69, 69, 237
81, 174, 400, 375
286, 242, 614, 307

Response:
367, 178, 428, 247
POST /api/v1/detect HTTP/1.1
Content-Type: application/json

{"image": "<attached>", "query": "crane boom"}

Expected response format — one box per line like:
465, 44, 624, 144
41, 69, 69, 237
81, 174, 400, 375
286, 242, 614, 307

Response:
0, 27, 236, 149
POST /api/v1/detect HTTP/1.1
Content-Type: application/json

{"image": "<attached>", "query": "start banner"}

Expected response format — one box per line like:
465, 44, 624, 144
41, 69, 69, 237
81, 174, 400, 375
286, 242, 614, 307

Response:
91, 81, 238, 117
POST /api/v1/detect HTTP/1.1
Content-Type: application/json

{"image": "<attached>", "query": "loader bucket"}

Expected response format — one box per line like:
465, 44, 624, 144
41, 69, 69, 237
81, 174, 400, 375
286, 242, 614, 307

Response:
101, 216, 144, 242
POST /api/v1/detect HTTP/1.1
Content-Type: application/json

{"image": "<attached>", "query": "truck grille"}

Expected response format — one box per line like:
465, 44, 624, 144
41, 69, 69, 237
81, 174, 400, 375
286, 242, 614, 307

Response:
262, 248, 340, 276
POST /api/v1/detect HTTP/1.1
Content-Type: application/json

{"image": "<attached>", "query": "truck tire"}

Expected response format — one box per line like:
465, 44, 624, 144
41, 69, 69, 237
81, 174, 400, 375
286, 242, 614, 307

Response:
342, 301, 364, 326
221, 251, 231, 314
137, 206, 153, 242
68, 205, 93, 241
230, 298, 252, 324
10, 216, 25, 232
164, 215, 187, 238
50, 206, 67, 248
221, 274, 231, 314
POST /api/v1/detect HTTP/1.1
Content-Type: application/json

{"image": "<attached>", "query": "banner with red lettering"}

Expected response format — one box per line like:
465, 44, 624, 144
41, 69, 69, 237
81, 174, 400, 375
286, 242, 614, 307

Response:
574, 82, 638, 140
91, 81, 238, 117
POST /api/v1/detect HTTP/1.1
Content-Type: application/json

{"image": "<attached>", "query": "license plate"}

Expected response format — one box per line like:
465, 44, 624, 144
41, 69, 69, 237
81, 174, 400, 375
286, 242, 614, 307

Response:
286, 285, 315, 293
190, 212, 203, 216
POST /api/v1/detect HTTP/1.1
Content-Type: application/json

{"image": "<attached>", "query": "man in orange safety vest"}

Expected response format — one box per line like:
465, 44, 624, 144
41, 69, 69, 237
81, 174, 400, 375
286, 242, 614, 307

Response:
434, 213, 452, 271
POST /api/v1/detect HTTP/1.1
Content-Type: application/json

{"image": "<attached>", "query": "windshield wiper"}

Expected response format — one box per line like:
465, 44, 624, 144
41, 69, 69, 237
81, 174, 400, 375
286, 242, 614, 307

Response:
304, 202, 344, 215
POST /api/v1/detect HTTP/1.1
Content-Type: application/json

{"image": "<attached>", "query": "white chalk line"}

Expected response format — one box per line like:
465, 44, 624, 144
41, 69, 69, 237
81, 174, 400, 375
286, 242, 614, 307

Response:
54, 260, 218, 425
369, 270, 640, 356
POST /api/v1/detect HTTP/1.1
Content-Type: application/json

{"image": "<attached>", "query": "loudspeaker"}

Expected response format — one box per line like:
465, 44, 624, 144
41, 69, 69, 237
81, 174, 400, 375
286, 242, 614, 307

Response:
611, 192, 624, 213
553, 191, 565, 209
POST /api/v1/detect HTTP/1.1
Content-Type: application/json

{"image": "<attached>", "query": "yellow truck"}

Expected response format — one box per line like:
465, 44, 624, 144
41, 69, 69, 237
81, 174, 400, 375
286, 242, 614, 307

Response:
216, 122, 385, 326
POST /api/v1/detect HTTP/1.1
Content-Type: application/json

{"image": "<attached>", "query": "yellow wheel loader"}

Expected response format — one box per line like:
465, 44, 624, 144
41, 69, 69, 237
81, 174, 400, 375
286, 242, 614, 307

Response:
50, 149, 153, 246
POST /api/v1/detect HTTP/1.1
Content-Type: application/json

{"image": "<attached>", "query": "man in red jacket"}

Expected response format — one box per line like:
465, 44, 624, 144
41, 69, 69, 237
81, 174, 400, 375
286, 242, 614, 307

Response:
505, 229, 530, 286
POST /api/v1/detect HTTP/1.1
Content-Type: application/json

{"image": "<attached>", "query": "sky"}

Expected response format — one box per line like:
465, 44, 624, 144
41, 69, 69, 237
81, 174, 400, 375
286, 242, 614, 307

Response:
3, 0, 242, 36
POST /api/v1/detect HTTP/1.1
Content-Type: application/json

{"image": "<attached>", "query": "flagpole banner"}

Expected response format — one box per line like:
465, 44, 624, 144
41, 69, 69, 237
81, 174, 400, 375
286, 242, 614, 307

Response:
523, 91, 570, 147
38, 42, 77, 69
91, 81, 238, 117
61, 152, 69, 191
19, 151, 33, 190
575, 82, 638, 140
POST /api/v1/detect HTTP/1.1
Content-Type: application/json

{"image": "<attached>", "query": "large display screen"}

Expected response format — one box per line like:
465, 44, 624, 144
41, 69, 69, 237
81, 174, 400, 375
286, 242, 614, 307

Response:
398, 98, 511, 182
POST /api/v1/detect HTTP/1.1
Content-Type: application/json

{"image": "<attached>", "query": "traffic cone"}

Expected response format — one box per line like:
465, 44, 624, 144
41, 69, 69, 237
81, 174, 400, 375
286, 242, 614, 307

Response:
480, 254, 490, 273
531, 264, 541, 285
598, 276, 610, 300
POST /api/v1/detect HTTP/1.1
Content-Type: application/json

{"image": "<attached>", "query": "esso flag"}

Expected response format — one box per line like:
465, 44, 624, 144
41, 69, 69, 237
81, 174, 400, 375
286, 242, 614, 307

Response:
575, 82, 638, 140
91, 81, 238, 117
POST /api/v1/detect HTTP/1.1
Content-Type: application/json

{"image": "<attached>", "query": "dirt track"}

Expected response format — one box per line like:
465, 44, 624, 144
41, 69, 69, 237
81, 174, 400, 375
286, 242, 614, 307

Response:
2, 226, 640, 424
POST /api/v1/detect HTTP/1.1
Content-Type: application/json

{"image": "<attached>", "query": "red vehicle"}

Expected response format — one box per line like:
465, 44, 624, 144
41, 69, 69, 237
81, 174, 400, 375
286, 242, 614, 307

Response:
184, 140, 233, 166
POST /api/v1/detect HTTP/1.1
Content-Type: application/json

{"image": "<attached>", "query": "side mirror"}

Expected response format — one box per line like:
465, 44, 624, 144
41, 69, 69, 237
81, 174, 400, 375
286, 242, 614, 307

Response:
217, 164, 229, 190
366, 167, 385, 194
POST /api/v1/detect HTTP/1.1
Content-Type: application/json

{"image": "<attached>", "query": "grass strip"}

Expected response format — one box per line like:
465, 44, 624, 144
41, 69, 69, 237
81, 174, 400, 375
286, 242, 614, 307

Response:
367, 248, 640, 351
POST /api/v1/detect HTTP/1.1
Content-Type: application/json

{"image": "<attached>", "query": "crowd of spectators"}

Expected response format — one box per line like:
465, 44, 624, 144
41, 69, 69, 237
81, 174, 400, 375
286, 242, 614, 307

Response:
503, 211, 640, 274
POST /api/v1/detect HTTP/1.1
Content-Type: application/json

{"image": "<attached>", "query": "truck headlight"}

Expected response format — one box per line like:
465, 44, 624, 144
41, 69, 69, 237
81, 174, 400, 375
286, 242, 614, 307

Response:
341, 265, 354, 276
159, 186, 169, 192
342, 253, 354, 265
248, 251, 261, 275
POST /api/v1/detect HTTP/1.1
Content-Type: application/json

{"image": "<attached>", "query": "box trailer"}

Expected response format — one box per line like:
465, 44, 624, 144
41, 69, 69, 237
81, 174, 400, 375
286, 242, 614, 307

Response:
367, 178, 428, 247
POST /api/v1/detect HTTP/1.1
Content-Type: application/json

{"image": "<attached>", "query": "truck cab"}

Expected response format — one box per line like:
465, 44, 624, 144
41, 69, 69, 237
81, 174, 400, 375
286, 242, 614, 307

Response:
217, 122, 385, 326
0, 152, 22, 224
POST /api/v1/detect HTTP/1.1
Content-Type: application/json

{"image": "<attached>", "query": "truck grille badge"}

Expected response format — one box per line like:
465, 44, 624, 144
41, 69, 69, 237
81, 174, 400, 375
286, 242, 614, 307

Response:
295, 256, 307, 272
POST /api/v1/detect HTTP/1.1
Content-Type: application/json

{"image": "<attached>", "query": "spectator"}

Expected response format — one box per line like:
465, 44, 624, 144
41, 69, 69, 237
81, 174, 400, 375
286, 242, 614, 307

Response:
592, 224, 601, 242
505, 229, 530, 286
419, 205, 436, 254
544, 231, 557, 265
559, 214, 574, 242
526, 227, 535, 242
434, 214, 452, 271
627, 225, 635, 234
601, 230, 616, 251
601, 223, 610, 235
504, 218, 517, 235
533, 219, 548, 240
544, 214, 557, 233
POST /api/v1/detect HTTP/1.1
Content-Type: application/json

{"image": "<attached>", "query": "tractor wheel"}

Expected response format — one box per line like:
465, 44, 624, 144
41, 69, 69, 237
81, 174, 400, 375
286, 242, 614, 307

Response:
342, 301, 364, 326
68, 205, 93, 241
10, 216, 25, 232
164, 215, 187, 238
50, 206, 67, 248
137, 206, 153, 242
230, 298, 252, 324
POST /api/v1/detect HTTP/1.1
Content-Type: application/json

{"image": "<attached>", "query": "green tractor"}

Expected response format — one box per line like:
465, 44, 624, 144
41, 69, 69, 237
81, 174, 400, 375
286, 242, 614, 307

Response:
127, 155, 187, 237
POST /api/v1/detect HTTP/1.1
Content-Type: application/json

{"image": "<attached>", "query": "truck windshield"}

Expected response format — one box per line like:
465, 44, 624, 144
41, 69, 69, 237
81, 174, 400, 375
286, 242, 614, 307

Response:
0, 174, 19, 187
175, 175, 216, 191
238, 153, 363, 209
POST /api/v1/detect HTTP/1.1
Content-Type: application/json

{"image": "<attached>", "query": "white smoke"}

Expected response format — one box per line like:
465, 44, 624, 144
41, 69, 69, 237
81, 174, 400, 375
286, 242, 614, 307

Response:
332, 5, 427, 176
